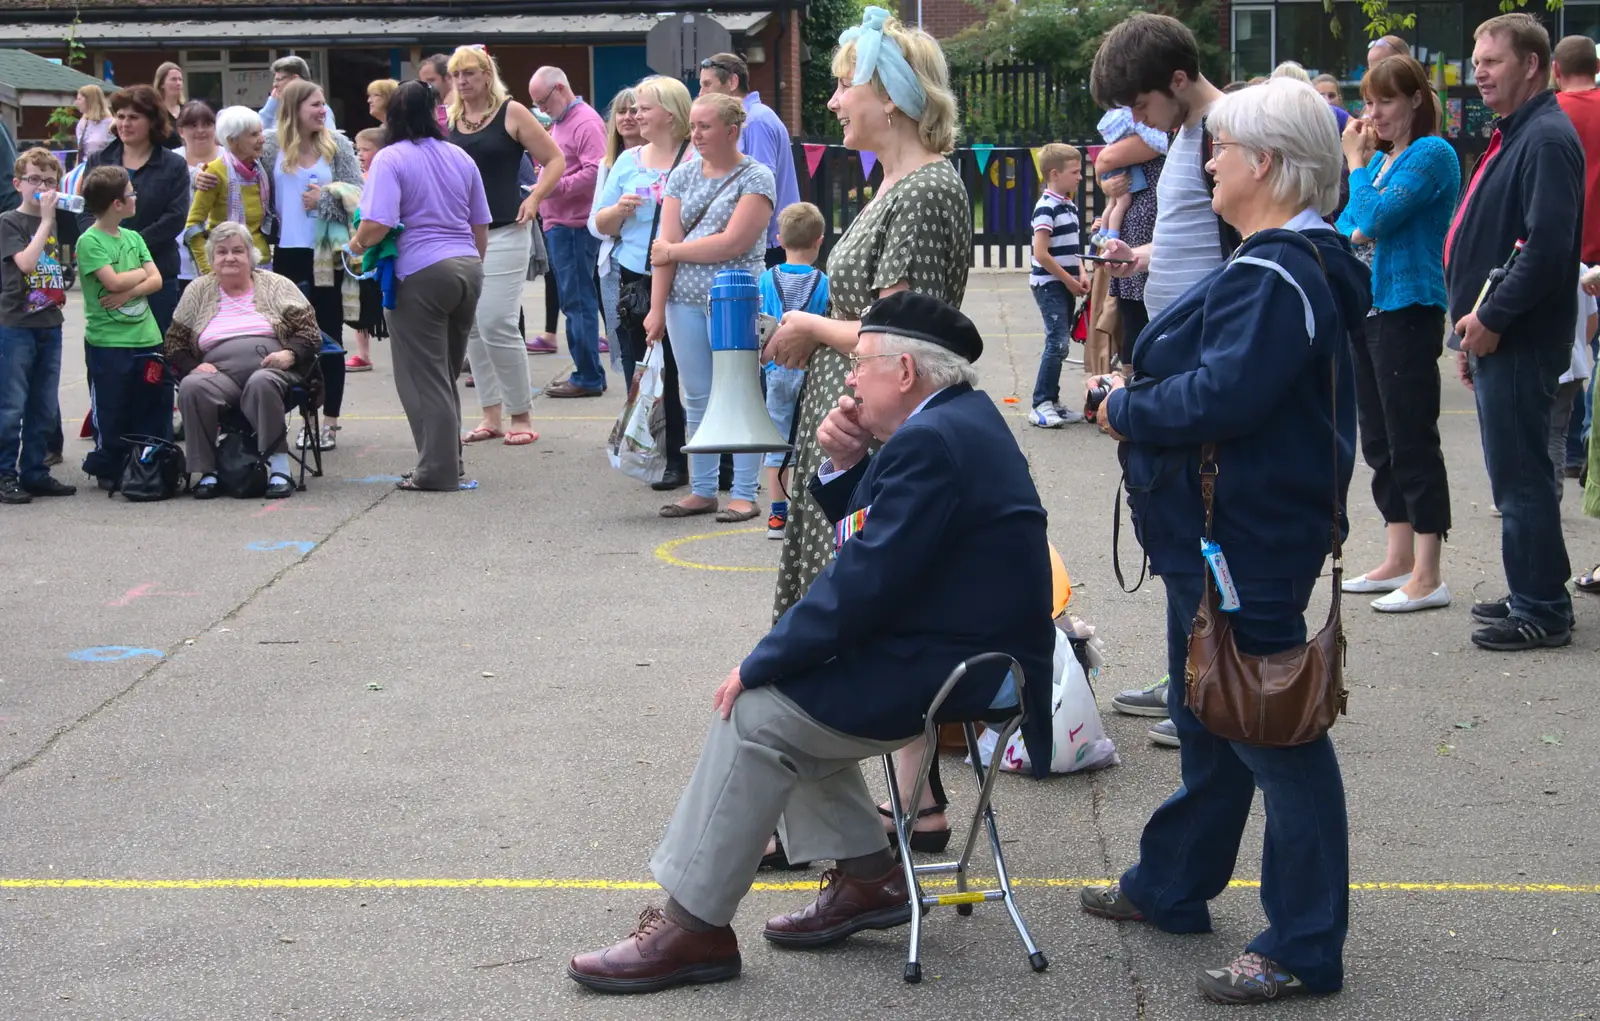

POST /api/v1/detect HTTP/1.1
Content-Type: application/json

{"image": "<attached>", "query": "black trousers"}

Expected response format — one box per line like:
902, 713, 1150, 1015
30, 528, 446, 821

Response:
273, 248, 347, 418
1350, 304, 1451, 536
1118, 298, 1149, 370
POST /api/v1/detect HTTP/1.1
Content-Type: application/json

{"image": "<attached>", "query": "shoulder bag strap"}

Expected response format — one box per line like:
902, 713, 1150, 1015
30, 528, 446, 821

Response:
643, 141, 690, 252
682, 160, 751, 236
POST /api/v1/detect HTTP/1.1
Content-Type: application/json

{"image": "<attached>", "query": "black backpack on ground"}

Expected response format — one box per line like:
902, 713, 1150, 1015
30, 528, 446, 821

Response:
112, 435, 188, 501
216, 430, 269, 499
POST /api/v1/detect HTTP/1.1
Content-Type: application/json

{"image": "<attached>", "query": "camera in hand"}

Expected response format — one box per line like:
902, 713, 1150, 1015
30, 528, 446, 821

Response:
1084, 378, 1113, 420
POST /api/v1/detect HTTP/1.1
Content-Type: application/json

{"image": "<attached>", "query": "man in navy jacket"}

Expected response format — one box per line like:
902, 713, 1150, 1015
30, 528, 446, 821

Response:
1448, 13, 1583, 649
568, 292, 1055, 995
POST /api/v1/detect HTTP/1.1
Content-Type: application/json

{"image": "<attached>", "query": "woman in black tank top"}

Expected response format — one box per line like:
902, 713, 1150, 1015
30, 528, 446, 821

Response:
445, 45, 566, 447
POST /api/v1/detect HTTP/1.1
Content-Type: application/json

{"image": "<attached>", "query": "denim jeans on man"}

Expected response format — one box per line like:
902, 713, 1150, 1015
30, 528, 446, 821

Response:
1471, 339, 1574, 632
1118, 569, 1349, 993
1030, 280, 1075, 408
0, 324, 63, 485
545, 225, 605, 392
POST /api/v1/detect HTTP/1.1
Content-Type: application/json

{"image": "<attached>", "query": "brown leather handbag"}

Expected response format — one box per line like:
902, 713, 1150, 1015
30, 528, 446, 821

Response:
1183, 360, 1350, 748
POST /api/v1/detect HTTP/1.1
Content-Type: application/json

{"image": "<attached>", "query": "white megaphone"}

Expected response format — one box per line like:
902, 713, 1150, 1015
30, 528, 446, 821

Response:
681, 269, 793, 455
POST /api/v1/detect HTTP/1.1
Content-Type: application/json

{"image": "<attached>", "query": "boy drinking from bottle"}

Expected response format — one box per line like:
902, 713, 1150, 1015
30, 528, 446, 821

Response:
0, 148, 76, 502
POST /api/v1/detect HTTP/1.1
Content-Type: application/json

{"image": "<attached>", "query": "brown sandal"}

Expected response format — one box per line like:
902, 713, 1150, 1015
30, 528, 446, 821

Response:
715, 504, 762, 523
659, 500, 716, 518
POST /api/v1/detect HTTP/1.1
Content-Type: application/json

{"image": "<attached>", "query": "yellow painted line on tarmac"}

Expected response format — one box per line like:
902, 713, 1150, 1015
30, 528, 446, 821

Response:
654, 527, 775, 572
2, 877, 1596, 894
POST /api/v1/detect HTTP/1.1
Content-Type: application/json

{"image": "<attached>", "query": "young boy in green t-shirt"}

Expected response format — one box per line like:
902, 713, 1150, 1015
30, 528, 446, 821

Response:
76, 164, 170, 488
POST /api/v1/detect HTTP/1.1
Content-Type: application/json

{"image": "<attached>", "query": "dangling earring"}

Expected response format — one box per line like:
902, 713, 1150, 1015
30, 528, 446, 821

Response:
886, 110, 894, 129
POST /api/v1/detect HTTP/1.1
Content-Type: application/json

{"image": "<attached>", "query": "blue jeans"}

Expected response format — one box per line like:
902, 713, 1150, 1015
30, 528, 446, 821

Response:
665, 302, 759, 501
762, 363, 806, 468
1030, 281, 1075, 408
82, 343, 173, 482
0, 324, 63, 485
544, 224, 605, 392
1119, 570, 1348, 993
1471, 340, 1574, 631
599, 257, 626, 379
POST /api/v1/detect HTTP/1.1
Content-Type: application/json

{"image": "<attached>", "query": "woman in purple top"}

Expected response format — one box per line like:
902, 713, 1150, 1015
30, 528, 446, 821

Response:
351, 80, 491, 491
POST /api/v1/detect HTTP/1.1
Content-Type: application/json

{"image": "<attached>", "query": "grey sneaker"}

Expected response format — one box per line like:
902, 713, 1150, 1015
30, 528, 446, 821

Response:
1197, 951, 1308, 1004
1051, 402, 1087, 424
1148, 719, 1180, 747
1112, 674, 1170, 717
1080, 882, 1145, 922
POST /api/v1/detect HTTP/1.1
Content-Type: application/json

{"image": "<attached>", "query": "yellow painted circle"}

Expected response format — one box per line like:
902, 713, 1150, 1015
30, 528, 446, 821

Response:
654, 527, 775, 572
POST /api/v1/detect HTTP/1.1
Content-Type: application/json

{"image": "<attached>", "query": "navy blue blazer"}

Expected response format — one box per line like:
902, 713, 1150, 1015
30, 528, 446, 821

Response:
740, 383, 1055, 776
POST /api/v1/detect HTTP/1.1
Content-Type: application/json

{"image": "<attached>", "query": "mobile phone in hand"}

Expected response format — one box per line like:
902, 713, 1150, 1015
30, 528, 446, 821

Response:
1082, 254, 1135, 266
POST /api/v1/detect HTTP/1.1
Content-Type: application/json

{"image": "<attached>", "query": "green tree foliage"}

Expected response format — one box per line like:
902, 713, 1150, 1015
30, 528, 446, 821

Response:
943, 0, 1223, 139
49, 14, 88, 148
801, 0, 868, 139
1331, 0, 1562, 42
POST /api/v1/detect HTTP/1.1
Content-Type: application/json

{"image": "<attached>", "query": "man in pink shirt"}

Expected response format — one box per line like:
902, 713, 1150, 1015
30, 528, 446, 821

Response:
529, 66, 608, 397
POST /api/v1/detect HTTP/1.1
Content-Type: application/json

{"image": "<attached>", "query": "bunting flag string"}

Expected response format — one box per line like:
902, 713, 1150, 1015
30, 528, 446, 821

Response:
802, 143, 827, 178
971, 143, 994, 174
859, 150, 878, 178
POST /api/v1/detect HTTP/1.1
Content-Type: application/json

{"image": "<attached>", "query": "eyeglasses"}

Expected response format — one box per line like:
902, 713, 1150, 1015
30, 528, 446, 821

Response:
1209, 141, 1244, 156
846, 352, 898, 372
21, 175, 59, 188
529, 86, 556, 109
123, 190, 138, 200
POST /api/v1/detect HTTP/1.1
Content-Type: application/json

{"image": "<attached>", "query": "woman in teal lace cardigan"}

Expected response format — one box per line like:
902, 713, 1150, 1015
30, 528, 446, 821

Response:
1335, 55, 1461, 615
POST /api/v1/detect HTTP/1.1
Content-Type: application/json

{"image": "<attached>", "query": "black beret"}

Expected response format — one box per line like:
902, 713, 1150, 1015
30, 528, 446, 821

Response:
859, 291, 983, 364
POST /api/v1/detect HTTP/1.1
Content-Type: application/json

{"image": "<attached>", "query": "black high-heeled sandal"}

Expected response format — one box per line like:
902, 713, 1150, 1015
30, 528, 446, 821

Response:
879, 805, 952, 854
758, 833, 811, 871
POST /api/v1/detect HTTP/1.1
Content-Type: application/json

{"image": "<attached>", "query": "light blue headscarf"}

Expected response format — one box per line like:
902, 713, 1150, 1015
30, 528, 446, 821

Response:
838, 5, 927, 120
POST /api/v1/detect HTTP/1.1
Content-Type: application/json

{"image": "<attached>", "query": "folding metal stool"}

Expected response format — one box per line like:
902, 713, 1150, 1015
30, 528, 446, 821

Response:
882, 652, 1049, 983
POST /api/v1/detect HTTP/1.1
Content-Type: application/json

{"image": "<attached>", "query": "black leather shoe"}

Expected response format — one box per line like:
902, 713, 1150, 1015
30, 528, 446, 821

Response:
265, 474, 295, 499
651, 464, 688, 491
24, 476, 77, 497
193, 480, 221, 500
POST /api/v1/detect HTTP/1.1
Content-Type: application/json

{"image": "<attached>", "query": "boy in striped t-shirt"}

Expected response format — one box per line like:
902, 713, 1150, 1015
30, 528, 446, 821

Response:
1029, 143, 1090, 427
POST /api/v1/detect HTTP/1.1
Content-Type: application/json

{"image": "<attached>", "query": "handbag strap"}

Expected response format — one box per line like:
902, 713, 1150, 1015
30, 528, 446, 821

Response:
643, 140, 690, 252
682, 159, 752, 237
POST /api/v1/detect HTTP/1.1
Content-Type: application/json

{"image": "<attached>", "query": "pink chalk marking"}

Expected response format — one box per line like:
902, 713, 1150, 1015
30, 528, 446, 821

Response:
107, 583, 200, 608
251, 501, 325, 517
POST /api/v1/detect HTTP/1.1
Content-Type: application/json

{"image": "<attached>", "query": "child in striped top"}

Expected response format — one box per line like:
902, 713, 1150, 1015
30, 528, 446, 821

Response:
1029, 144, 1089, 428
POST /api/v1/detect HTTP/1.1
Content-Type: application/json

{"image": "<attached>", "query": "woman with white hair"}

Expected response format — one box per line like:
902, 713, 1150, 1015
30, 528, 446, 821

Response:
184, 105, 274, 275
1079, 78, 1370, 1006
165, 222, 325, 500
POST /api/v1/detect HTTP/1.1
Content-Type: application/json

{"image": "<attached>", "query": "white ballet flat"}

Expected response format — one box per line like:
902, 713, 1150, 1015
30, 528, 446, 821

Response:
1342, 572, 1411, 594
1371, 584, 1452, 613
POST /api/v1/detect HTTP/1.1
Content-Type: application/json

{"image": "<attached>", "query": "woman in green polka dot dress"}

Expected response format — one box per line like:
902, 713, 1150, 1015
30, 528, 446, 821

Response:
764, 6, 973, 622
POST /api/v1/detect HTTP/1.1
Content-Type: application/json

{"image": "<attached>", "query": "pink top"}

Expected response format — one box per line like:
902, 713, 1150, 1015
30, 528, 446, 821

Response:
543, 98, 606, 228
199, 286, 275, 351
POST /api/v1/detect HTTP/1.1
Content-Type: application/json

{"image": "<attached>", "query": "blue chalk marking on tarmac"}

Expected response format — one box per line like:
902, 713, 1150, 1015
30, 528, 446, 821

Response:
68, 646, 165, 663
348, 474, 403, 484
247, 541, 317, 554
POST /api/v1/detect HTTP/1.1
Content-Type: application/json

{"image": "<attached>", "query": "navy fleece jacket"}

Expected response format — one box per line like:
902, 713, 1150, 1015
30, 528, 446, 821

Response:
1106, 226, 1370, 580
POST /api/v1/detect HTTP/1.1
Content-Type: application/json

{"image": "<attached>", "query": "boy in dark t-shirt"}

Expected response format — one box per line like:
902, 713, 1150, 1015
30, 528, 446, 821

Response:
0, 148, 76, 502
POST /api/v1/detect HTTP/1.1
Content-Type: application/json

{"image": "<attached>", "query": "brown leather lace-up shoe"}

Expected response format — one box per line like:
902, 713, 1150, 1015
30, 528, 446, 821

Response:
762, 866, 916, 949
567, 906, 741, 994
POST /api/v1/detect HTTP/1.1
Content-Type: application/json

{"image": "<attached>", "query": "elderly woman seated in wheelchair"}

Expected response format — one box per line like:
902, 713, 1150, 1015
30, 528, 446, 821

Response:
164, 220, 324, 499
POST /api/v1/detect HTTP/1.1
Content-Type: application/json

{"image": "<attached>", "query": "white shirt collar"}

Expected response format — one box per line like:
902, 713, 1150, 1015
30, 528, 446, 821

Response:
1282, 207, 1327, 234
909, 388, 947, 420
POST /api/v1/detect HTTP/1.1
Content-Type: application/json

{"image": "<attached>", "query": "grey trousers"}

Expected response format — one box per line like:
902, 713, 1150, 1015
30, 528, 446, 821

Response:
649, 687, 906, 927
1551, 380, 1582, 502
389, 256, 484, 489
177, 334, 292, 474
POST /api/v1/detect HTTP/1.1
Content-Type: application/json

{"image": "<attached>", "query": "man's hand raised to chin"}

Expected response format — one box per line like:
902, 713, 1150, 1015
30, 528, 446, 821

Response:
817, 395, 871, 473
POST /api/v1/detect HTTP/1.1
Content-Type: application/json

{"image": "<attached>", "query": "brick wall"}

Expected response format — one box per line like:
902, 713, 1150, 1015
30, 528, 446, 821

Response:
747, 5, 803, 132
902, 0, 984, 39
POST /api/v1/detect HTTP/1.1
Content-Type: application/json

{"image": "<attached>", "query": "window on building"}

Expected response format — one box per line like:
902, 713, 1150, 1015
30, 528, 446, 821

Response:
1564, 2, 1600, 44
1234, 6, 1275, 81
1275, 1, 1363, 83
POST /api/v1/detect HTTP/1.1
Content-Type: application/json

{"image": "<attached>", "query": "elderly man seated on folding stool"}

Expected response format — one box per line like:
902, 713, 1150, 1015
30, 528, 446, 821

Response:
567, 291, 1056, 994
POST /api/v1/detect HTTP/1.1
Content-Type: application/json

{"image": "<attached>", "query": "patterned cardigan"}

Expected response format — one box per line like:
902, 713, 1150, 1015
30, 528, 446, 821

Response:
164, 271, 324, 404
